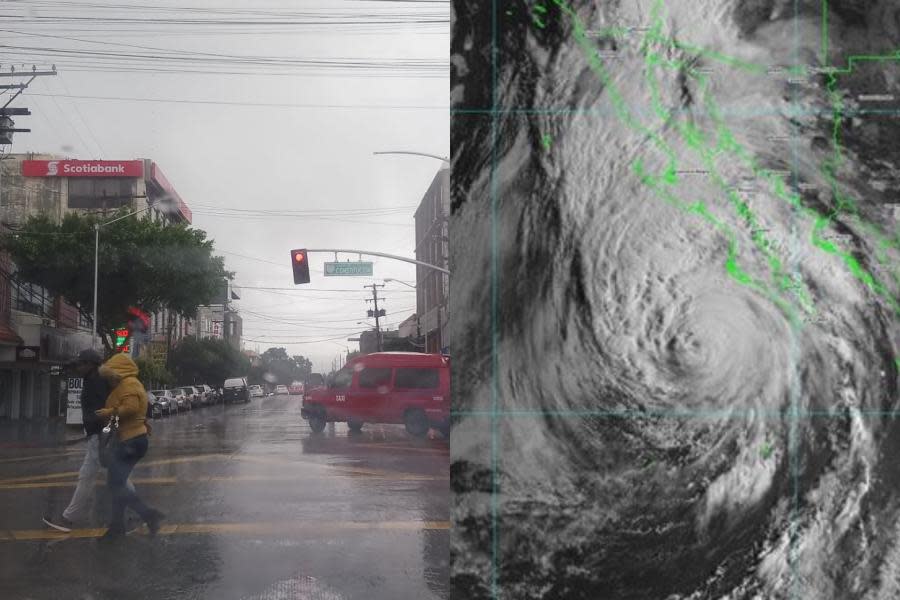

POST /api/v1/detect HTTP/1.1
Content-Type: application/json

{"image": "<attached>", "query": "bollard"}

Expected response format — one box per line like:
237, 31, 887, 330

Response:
328, 422, 335, 435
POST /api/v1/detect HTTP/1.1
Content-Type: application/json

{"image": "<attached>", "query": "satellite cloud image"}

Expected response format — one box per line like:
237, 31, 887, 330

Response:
451, 0, 900, 598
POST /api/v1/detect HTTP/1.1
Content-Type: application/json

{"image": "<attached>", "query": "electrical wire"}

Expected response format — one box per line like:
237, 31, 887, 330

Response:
20, 91, 447, 109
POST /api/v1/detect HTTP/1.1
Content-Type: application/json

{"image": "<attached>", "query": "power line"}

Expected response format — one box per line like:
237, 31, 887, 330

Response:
234, 285, 415, 292
194, 211, 413, 227
22, 92, 448, 110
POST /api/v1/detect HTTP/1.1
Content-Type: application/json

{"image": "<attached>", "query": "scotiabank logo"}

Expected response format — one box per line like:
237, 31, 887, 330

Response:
22, 159, 143, 178
62, 163, 126, 174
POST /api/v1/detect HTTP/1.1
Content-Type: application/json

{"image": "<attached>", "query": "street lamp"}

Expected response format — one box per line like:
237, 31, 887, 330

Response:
91, 197, 174, 349
373, 151, 449, 170
383, 278, 415, 289
375, 152, 448, 353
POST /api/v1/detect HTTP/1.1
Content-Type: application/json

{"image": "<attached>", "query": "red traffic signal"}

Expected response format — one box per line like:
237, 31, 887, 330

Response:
290, 249, 310, 284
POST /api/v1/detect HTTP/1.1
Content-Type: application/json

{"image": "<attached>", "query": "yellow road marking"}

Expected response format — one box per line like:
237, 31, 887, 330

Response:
0, 454, 226, 485
230, 454, 426, 479
346, 443, 448, 453
0, 472, 447, 490
3, 520, 450, 541
0, 451, 82, 464
0, 452, 443, 485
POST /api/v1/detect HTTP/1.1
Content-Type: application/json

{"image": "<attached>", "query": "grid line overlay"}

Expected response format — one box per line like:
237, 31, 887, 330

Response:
451, 107, 900, 116
790, 0, 802, 597
490, 0, 500, 599
469, 1, 897, 598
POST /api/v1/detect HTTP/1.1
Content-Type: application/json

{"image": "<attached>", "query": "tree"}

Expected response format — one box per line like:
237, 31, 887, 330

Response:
135, 357, 173, 390
0, 211, 232, 355
292, 355, 313, 380
257, 347, 313, 385
169, 337, 250, 388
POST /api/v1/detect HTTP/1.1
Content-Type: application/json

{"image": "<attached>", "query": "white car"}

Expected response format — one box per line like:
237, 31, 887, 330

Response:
249, 385, 264, 398
275, 385, 289, 395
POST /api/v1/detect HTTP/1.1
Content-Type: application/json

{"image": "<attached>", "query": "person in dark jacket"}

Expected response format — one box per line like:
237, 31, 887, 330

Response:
42, 349, 135, 532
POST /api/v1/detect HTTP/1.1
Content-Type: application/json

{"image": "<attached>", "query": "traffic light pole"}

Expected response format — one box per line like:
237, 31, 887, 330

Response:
305, 249, 449, 275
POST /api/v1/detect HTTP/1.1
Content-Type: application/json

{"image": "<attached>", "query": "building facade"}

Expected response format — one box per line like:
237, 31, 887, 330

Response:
413, 165, 450, 354
194, 280, 242, 351
0, 154, 193, 419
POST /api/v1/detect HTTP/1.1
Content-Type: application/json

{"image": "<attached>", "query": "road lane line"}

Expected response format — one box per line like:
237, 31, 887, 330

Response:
0, 453, 447, 485
0, 454, 228, 484
230, 454, 439, 479
0, 477, 180, 490
3, 520, 450, 541
0, 473, 447, 490
0, 451, 82, 464
345, 443, 449, 454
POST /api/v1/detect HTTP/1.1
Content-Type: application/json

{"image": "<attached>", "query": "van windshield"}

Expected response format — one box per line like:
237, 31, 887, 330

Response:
330, 369, 352, 389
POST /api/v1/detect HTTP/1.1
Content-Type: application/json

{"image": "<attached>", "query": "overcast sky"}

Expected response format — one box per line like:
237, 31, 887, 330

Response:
1, 0, 449, 373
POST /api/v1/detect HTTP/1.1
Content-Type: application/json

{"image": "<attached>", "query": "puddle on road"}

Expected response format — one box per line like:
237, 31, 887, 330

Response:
239, 574, 344, 600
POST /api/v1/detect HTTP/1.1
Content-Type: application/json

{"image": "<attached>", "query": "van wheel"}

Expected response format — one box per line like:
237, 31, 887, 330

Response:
347, 418, 364, 433
309, 416, 326, 433
404, 410, 429, 438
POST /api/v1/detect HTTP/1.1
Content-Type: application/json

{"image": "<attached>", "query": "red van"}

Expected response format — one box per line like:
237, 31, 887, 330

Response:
301, 352, 449, 437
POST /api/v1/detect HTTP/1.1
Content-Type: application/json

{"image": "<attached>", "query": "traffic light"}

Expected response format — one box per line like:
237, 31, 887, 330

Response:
115, 328, 130, 353
291, 249, 310, 284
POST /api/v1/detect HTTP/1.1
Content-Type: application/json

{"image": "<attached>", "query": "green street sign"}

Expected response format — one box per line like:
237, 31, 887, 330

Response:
324, 261, 374, 277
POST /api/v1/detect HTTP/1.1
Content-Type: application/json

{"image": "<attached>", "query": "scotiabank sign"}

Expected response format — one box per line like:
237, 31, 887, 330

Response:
22, 160, 144, 178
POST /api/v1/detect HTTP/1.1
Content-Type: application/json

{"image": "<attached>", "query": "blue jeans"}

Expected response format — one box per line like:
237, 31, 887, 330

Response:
107, 434, 152, 532
63, 435, 135, 523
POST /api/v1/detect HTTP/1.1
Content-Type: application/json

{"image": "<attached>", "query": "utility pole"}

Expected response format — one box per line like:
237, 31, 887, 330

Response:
0, 66, 57, 146
364, 283, 385, 352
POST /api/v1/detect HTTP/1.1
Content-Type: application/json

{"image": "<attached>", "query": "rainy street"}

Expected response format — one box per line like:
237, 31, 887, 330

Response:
0, 394, 449, 600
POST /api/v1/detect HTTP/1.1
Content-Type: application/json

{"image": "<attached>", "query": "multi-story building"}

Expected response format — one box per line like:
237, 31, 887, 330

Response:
194, 280, 242, 351
413, 164, 450, 354
0, 154, 193, 419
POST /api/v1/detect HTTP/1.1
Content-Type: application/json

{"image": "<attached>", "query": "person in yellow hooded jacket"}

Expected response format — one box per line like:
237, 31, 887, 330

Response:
94, 353, 165, 541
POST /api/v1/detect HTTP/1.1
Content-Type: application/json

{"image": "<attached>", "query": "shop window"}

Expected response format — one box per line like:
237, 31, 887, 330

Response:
68, 178, 136, 209
13, 281, 53, 317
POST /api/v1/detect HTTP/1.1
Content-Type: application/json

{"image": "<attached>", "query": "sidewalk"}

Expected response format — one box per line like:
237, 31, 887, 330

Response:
0, 418, 85, 449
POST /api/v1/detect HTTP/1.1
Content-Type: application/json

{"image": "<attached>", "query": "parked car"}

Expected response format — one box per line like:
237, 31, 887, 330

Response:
301, 352, 450, 437
194, 385, 209, 407
178, 386, 201, 409
196, 384, 217, 405
147, 391, 162, 419
288, 382, 304, 395
170, 388, 190, 411
223, 377, 250, 404
151, 389, 178, 416
249, 385, 264, 398
275, 385, 289, 395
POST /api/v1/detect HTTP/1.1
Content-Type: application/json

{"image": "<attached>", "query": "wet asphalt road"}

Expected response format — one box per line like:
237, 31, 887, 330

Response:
0, 394, 449, 600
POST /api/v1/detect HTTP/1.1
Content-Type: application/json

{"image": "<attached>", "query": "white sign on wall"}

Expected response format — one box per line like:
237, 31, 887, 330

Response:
65, 377, 83, 426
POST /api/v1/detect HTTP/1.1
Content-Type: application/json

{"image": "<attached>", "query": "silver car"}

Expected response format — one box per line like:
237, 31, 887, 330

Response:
151, 389, 178, 416
147, 392, 162, 419
196, 384, 216, 405
179, 386, 200, 409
